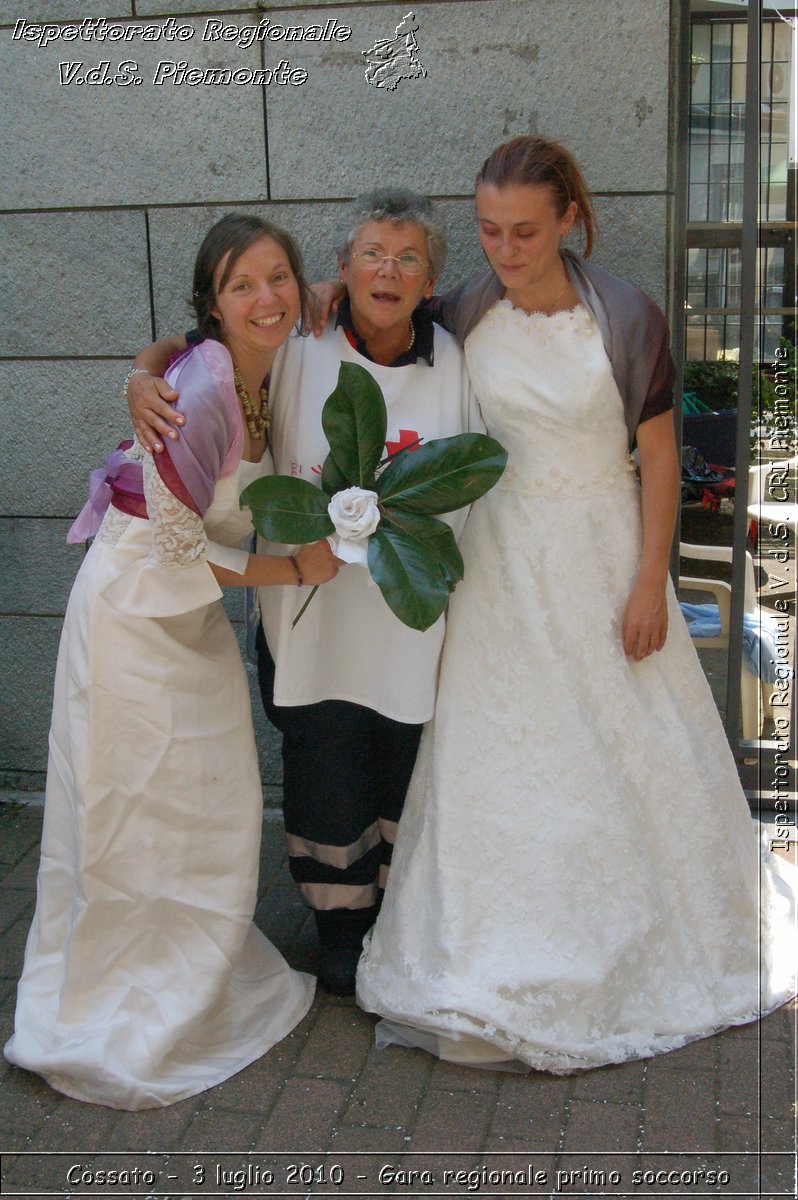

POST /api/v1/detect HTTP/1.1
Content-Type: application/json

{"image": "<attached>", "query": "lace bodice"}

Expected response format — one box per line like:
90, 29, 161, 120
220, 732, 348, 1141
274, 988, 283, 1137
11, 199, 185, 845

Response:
464, 302, 632, 496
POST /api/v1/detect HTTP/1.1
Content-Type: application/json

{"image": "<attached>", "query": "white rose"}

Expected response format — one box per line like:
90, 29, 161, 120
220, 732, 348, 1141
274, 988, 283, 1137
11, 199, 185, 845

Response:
327, 487, 381, 541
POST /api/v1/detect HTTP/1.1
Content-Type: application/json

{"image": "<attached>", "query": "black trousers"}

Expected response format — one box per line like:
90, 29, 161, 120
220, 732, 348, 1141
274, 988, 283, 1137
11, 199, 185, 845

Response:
256, 625, 423, 912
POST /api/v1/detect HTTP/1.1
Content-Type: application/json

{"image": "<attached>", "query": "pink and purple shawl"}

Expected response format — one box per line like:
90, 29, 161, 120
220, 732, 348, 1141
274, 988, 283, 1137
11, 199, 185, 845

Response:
67, 341, 243, 544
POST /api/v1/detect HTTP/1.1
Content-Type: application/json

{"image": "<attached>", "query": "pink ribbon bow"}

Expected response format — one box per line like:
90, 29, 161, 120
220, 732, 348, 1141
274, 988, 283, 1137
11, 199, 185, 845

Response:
66, 445, 138, 545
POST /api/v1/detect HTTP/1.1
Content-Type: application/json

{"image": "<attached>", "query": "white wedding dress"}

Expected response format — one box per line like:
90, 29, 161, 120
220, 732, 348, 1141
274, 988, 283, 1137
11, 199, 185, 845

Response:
5, 448, 314, 1109
357, 302, 796, 1073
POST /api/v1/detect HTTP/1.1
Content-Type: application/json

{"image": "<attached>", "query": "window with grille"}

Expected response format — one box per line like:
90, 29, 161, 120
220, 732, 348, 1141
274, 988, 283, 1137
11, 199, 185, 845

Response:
686, 12, 795, 364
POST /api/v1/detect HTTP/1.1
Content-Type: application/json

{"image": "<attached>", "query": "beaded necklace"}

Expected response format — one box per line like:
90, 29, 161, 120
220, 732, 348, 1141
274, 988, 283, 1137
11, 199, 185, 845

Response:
233, 366, 270, 440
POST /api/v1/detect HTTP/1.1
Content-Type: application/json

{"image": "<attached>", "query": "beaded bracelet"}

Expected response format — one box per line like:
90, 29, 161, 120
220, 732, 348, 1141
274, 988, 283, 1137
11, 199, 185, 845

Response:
124, 366, 152, 398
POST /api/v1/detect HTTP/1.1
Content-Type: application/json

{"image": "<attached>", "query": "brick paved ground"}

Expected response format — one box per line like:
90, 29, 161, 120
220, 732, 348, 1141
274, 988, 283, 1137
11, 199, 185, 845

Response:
1, 798, 795, 1199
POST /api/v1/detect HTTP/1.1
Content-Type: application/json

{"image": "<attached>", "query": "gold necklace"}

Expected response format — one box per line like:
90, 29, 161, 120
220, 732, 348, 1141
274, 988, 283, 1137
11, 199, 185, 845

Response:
518, 278, 570, 316
233, 366, 270, 440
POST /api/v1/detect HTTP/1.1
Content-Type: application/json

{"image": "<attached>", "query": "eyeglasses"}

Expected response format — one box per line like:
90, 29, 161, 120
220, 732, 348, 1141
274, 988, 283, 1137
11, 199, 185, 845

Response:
351, 249, 429, 276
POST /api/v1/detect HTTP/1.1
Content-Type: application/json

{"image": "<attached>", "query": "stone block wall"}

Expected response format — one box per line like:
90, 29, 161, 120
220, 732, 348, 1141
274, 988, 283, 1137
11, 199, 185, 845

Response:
0, 0, 676, 789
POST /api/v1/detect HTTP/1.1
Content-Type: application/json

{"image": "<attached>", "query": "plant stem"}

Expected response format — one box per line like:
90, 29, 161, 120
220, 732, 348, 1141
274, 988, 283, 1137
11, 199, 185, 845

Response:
292, 585, 319, 629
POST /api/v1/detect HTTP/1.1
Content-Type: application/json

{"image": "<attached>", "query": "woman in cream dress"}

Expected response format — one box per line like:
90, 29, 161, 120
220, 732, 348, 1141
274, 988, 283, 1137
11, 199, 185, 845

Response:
4, 216, 337, 1108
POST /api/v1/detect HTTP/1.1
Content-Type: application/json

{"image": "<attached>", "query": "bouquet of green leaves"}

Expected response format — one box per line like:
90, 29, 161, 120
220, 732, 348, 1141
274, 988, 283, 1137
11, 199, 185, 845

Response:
240, 362, 507, 631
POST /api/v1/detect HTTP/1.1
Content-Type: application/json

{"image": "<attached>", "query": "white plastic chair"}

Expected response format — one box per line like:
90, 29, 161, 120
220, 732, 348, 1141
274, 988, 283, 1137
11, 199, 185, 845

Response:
679, 541, 770, 739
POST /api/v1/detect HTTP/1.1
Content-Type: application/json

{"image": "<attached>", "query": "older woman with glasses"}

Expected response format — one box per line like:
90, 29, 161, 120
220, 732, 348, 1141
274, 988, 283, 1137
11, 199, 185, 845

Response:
126, 190, 482, 996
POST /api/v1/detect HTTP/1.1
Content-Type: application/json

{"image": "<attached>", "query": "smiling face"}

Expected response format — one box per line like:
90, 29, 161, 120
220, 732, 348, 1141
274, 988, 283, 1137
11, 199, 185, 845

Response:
340, 220, 435, 342
212, 234, 301, 373
475, 182, 577, 297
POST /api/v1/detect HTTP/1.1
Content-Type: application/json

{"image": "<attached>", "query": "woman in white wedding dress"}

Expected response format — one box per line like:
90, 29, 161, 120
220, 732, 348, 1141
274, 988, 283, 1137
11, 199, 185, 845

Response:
4, 216, 338, 1108
356, 137, 796, 1072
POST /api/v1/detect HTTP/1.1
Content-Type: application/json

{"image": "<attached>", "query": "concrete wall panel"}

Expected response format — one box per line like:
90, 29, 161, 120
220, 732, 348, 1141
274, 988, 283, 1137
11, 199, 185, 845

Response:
586, 195, 669, 311
0, 617, 61, 777
0, 17, 269, 209
1, 361, 131, 516
266, 0, 670, 200
0, 211, 151, 357
0, 4, 128, 20
0, 519, 79, 617
137, 0, 250, 13
136, 0, 372, 12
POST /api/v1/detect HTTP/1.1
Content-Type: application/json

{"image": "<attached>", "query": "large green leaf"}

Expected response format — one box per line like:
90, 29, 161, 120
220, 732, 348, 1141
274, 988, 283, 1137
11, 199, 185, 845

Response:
320, 451, 350, 497
376, 433, 507, 515
380, 510, 464, 588
321, 362, 387, 488
368, 524, 452, 632
241, 475, 334, 544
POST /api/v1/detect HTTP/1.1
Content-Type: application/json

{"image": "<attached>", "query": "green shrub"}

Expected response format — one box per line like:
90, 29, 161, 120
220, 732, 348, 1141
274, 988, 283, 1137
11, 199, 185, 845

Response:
684, 343, 795, 418
683, 361, 739, 411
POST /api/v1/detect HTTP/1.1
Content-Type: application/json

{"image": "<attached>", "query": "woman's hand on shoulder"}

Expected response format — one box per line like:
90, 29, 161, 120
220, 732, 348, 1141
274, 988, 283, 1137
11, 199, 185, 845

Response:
295, 539, 340, 584
622, 574, 668, 661
310, 279, 345, 335
128, 371, 183, 453
126, 335, 189, 452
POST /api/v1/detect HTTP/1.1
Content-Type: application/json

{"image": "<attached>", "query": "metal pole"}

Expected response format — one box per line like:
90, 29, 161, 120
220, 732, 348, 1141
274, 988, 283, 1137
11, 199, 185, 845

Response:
669, 0, 691, 582
726, 0, 761, 766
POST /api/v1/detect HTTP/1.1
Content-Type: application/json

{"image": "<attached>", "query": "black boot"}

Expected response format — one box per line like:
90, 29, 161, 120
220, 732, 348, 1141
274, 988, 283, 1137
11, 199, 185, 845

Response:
315, 906, 379, 995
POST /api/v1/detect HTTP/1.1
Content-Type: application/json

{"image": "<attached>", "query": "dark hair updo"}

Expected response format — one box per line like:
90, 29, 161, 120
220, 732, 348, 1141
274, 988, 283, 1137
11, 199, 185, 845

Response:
476, 136, 596, 257
191, 213, 316, 340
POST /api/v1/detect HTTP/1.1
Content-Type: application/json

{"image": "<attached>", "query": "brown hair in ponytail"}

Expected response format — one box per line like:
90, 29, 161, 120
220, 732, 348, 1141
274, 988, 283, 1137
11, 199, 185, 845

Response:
476, 137, 596, 257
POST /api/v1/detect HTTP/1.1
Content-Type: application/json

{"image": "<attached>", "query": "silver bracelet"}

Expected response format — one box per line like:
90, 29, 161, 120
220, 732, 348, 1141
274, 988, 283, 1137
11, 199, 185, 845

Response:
124, 366, 152, 398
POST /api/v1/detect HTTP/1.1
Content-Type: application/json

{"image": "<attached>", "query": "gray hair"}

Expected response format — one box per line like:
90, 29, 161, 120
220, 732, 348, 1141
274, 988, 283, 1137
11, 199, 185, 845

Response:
334, 188, 447, 278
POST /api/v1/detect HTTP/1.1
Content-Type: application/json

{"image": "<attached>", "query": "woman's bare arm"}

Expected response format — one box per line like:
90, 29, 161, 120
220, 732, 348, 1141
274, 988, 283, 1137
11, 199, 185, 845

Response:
210, 539, 339, 589
622, 410, 680, 661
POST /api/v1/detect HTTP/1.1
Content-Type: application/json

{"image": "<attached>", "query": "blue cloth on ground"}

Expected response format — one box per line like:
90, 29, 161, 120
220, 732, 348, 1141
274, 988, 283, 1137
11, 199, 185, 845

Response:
679, 602, 788, 684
